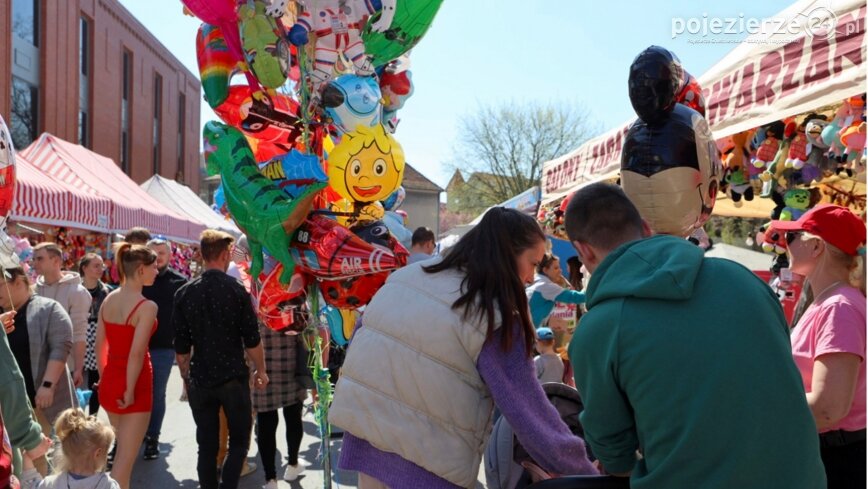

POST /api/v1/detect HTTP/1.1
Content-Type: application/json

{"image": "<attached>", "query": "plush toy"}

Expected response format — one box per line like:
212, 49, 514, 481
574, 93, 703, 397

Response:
759, 137, 790, 198
288, 0, 377, 95
753, 121, 784, 169
760, 222, 788, 255
785, 120, 809, 170
805, 117, 833, 180
822, 101, 851, 164
840, 122, 866, 169
779, 188, 811, 221
722, 130, 754, 204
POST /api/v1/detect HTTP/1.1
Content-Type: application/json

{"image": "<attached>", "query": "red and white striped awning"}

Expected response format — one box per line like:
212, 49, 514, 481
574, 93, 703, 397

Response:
12, 155, 72, 226
21, 134, 204, 242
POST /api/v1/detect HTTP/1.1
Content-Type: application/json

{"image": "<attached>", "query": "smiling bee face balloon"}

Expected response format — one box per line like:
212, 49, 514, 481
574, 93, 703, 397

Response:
328, 124, 405, 205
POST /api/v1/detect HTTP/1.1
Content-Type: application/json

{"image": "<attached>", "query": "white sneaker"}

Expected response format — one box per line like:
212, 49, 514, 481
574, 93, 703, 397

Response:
263, 480, 278, 489
283, 463, 305, 481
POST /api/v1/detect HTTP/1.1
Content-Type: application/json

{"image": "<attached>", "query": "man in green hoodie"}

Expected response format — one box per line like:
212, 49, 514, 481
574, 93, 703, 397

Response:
565, 183, 826, 489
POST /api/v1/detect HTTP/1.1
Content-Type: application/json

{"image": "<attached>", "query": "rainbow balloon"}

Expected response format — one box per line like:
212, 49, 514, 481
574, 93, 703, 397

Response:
196, 23, 238, 109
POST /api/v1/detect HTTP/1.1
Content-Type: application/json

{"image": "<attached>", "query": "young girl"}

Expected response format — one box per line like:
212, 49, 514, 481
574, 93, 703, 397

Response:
96, 244, 158, 489
19, 408, 120, 489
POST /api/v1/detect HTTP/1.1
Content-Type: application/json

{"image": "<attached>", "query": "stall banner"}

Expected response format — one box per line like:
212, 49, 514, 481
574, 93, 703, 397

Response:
542, 0, 866, 204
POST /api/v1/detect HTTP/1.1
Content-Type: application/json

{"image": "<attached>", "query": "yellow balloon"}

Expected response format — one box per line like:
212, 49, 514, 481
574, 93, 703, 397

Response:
328, 124, 405, 206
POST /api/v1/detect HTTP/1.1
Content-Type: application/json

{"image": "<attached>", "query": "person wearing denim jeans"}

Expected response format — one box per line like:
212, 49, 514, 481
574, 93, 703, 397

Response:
174, 230, 268, 489
142, 237, 188, 460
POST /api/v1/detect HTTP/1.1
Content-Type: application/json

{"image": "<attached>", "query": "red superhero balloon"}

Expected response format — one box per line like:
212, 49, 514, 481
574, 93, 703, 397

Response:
320, 272, 389, 309
290, 215, 408, 280
676, 70, 706, 117
256, 265, 311, 333
214, 85, 304, 144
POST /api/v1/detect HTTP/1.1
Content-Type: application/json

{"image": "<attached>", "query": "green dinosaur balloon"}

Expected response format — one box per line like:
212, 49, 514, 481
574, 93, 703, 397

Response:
362, 0, 445, 68
203, 121, 325, 284
238, 0, 288, 89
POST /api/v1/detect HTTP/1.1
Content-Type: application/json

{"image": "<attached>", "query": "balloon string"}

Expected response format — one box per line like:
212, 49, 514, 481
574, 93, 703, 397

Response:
305, 285, 333, 489
1, 266, 15, 313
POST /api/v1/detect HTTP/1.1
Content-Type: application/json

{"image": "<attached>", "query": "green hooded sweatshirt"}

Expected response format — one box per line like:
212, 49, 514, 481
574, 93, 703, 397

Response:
0, 327, 44, 476
569, 235, 826, 489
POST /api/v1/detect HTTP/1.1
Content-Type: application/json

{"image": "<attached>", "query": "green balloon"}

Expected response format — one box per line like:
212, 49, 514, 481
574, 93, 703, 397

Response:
362, 0, 445, 67
203, 121, 326, 284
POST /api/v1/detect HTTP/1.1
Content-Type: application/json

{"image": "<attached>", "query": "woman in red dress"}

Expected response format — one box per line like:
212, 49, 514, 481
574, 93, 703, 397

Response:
95, 243, 159, 489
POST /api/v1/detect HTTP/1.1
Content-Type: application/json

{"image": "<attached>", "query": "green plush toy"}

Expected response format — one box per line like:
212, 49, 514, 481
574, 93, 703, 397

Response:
779, 188, 811, 221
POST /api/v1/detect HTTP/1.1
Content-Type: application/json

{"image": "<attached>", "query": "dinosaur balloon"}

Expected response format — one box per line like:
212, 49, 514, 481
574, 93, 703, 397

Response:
204, 121, 327, 283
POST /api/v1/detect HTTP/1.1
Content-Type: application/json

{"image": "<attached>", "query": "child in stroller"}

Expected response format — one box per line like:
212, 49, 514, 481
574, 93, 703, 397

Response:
485, 382, 630, 489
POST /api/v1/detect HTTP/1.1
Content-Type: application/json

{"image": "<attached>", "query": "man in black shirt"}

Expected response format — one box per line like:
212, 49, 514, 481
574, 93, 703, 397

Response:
142, 235, 188, 460
174, 230, 268, 489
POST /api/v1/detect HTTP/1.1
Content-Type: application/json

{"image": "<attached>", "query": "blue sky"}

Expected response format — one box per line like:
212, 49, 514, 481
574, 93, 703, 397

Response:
119, 0, 794, 188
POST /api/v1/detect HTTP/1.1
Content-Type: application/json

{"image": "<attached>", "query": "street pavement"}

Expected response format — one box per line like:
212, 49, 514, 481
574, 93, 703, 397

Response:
109, 366, 486, 488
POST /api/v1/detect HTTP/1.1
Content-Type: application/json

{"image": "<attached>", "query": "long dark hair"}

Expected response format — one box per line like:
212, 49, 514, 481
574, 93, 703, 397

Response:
423, 207, 545, 356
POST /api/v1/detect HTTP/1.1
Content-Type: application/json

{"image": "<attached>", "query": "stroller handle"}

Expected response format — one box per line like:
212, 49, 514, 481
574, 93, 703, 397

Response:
527, 475, 631, 489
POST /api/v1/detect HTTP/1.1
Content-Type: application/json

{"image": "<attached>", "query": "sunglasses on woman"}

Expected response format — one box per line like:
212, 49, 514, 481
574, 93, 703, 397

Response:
785, 231, 802, 244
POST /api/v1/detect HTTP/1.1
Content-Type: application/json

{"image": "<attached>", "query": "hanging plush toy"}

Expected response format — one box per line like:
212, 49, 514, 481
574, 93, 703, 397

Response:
287, 0, 377, 95
779, 188, 811, 221
803, 116, 832, 182
722, 130, 754, 204
204, 121, 327, 283
753, 122, 783, 169
327, 123, 405, 222
760, 222, 788, 255
822, 102, 851, 165
238, 0, 289, 89
785, 120, 809, 170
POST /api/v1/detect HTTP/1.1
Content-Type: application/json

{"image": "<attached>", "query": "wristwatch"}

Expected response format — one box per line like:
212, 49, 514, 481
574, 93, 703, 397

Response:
41, 381, 53, 388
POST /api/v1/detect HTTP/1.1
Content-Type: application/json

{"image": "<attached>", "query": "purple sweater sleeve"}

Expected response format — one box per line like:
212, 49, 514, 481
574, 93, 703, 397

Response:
477, 324, 598, 477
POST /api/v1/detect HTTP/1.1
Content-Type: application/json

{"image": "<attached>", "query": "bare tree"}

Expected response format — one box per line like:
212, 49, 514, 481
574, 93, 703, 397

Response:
449, 101, 596, 213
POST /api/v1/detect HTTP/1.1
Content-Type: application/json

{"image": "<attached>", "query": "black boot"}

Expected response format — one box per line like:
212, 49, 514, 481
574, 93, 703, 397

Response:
143, 436, 160, 461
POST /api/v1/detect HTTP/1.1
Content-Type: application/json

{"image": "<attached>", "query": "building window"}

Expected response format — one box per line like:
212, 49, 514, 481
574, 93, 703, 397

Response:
177, 93, 186, 179
153, 73, 163, 175
10, 77, 38, 150
121, 49, 132, 174
12, 0, 38, 47
78, 16, 91, 147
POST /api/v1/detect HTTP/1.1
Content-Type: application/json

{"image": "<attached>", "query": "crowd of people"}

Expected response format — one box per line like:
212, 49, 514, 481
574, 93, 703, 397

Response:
0, 191, 864, 489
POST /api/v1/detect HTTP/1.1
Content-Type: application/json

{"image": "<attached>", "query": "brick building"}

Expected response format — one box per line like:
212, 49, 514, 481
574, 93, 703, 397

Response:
2, 0, 201, 192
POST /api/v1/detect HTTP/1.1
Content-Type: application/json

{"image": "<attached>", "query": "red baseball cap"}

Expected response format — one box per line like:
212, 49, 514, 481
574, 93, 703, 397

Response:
772, 204, 866, 256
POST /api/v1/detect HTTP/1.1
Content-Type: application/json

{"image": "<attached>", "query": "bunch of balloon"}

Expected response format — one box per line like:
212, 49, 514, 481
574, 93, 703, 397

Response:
0, 115, 19, 270
184, 1, 444, 486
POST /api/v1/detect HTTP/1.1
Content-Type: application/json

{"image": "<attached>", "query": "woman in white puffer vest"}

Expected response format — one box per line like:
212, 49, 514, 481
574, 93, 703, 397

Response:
330, 207, 597, 489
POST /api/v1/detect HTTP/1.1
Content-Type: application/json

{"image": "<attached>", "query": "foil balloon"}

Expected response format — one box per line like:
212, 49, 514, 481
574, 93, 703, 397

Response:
627, 46, 683, 126
381, 186, 405, 211
214, 85, 303, 144
327, 124, 405, 221
621, 47, 721, 238
288, 0, 377, 93
204, 121, 327, 283
238, 0, 289, 89
320, 272, 388, 309
290, 215, 408, 280
383, 211, 412, 249
213, 184, 228, 215
196, 23, 240, 109
676, 70, 706, 117
362, 0, 445, 68
0, 115, 16, 228
0, 115, 17, 269
322, 306, 360, 346
257, 264, 310, 333
258, 149, 329, 199
321, 74, 383, 135
352, 219, 391, 248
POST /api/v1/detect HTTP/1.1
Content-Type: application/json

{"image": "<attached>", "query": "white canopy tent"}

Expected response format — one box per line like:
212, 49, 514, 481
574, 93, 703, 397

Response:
541, 0, 866, 206
141, 175, 242, 237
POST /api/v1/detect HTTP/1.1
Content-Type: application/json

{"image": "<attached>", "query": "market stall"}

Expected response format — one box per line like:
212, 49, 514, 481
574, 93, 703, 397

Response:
541, 0, 866, 208
21, 133, 206, 243
141, 174, 242, 237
